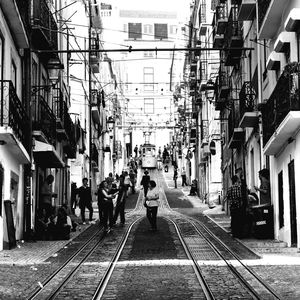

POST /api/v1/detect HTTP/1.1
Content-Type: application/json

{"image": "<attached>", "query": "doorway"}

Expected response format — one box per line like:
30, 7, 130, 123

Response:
288, 160, 297, 246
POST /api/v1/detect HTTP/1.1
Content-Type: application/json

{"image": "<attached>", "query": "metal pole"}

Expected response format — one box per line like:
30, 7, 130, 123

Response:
88, 0, 92, 188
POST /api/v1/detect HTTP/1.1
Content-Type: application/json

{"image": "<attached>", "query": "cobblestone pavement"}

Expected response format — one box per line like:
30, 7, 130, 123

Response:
0, 167, 300, 299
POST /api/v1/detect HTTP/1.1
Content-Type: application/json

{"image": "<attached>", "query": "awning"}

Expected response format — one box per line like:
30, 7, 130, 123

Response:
33, 140, 65, 168
285, 8, 300, 32
266, 51, 283, 70
274, 31, 296, 52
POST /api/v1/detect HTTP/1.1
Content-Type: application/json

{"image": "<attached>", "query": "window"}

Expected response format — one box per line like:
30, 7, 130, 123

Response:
0, 36, 3, 81
11, 60, 17, 88
144, 98, 154, 114
154, 23, 168, 40
144, 67, 154, 91
144, 24, 153, 35
278, 171, 284, 228
169, 25, 177, 35
128, 23, 142, 39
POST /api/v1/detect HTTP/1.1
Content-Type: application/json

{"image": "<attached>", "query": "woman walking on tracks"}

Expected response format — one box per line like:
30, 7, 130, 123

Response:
144, 180, 160, 231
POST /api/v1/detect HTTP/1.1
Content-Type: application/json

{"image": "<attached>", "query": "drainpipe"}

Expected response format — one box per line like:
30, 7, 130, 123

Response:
256, 1, 264, 171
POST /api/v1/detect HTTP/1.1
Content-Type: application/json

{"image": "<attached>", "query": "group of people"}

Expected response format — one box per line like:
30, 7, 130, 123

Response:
226, 168, 271, 238
35, 204, 76, 240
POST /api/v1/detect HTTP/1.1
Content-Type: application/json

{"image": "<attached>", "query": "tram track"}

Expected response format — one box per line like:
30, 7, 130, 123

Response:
25, 199, 143, 300
157, 170, 282, 299
26, 169, 283, 299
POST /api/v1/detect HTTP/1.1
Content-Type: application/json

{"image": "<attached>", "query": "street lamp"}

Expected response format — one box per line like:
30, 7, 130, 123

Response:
107, 116, 115, 131
31, 57, 64, 94
47, 57, 64, 86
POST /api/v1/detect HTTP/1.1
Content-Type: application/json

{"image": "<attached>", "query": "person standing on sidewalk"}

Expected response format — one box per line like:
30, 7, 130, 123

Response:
144, 180, 160, 231
77, 178, 93, 224
181, 167, 187, 186
40, 175, 57, 218
173, 167, 178, 188
226, 175, 243, 238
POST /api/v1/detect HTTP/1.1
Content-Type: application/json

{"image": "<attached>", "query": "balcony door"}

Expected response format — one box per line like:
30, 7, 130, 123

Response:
288, 160, 297, 246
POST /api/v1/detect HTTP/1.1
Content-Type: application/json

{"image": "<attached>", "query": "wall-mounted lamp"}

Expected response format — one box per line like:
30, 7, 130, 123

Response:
31, 57, 64, 95
107, 116, 115, 131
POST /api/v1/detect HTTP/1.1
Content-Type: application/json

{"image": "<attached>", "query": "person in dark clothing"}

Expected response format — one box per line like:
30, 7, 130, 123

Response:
71, 182, 77, 214
173, 167, 178, 188
97, 182, 105, 225
113, 176, 127, 226
226, 175, 244, 238
99, 180, 118, 232
140, 170, 150, 196
77, 178, 93, 224
129, 169, 136, 194
134, 145, 138, 157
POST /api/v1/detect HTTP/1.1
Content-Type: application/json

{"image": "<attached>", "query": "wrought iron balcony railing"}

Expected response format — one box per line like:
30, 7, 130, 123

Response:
239, 81, 256, 116
261, 62, 300, 146
215, 3, 228, 34
32, 94, 56, 145
0, 80, 29, 146
257, 0, 271, 30
63, 111, 77, 158
32, 0, 58, 49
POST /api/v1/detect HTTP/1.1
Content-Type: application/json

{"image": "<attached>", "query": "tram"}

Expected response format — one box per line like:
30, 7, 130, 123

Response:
141, 143, 157, 169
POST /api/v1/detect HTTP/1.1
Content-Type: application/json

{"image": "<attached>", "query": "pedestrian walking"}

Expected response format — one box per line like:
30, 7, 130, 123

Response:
144, 180, 160, 231
140, 170, 150, 196
113, 175, 127, 226
40, 175, 57, 218
134, 145, 138, 157
226, 175, 244, 238
181, 167, 187, 186
77, 178, 94, 224
99, 180, 118, 232
97, 182, 105, 225
173, 167, 178, 188
129, 169, 136, 194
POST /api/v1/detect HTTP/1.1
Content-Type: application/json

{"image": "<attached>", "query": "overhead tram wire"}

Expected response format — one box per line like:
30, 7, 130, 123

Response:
35, 46, 254, 54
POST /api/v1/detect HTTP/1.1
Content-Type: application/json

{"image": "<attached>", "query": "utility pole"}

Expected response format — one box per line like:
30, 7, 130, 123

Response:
88, 0, 92, 188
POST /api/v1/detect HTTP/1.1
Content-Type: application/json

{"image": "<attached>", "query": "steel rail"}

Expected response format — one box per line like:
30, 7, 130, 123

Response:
27, 225, 104, 300
189, 216, 282, 300
92, 216, 144, 299
166, 217, 215, 300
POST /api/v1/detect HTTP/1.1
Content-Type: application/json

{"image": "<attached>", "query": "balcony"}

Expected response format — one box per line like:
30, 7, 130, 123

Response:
237, 0, 256, 21
91, 143, 99, 172
274, 32, 296, 53
63, 112, 77, 159
261, 62, 300, 155
228, 108, 244, 148
224, 5, 243, 66
239, 81, 259, 128
0, 0, 29, 48
91, 89, 101, 124
215, 4, 228, 35
266, 51, 283, 70
258, 0, 286, 39
90, 36, 101, 65
53, 88, 66, 140
285, 8, 300, 32
217, 71, 230, 99
0, 80, 30, 163
32, 0, 58, 50
213, 31, 225, 48
32, 94, 56, 145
